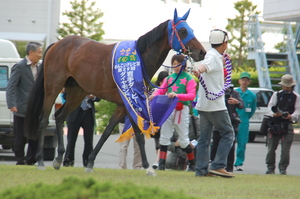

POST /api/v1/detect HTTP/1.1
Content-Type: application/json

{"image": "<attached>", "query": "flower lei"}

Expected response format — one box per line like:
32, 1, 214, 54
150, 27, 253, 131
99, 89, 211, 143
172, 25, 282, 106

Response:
199, 56, 232, 100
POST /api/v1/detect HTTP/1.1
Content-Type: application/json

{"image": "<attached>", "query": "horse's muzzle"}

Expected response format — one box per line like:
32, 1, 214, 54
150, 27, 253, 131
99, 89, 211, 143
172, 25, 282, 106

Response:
190, 49, 206, 62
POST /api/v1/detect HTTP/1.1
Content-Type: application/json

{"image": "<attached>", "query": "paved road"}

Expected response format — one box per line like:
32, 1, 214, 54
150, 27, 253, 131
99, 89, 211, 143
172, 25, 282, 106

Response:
1, 134, 299, 176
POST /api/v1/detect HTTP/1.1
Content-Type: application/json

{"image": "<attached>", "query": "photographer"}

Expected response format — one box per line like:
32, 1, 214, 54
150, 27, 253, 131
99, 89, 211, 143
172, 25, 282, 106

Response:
211, 70, 244, 173
265, 74, 300, 175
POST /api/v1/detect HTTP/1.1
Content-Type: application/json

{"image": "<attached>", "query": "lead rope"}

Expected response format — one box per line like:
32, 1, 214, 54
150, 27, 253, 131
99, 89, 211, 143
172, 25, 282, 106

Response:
145, 55, 188, 134
198, 56, 232, 100
144, 85, 156, 134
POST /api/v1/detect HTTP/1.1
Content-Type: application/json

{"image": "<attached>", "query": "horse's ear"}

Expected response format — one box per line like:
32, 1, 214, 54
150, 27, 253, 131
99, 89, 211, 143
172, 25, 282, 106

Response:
182, 9, 191, 20
173, 8, 179, 24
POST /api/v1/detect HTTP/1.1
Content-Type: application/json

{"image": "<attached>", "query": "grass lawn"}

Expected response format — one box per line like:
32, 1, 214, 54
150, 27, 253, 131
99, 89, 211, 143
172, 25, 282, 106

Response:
0, 165, 299, 199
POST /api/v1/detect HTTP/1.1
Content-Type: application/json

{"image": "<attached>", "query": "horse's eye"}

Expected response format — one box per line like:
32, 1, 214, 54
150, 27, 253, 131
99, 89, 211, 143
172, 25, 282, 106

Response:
179, 28, 187, 38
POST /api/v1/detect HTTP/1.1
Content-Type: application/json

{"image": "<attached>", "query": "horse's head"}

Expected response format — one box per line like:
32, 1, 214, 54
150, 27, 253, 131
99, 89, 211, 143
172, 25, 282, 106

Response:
168, 9, 206, 62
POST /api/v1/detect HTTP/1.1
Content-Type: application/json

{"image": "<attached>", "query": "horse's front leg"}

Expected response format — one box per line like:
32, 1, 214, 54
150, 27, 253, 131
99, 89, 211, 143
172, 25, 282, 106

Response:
85, 121, 116, 172
132, 123, 156, 176
52, 119, 65, 170
86, 105, 126, 172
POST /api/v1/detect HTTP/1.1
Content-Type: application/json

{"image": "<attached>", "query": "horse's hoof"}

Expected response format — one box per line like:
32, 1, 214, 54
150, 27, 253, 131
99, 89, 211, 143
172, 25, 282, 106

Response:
85, 167, 94, 173
53, 159, 61, 170
146, 167, 156, 176
37, 166, 46, 170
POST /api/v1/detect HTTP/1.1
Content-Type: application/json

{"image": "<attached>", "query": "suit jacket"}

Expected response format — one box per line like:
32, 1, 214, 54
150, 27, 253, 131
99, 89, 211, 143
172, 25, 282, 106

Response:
66, 97, 100, 124
6, 58, 39, 117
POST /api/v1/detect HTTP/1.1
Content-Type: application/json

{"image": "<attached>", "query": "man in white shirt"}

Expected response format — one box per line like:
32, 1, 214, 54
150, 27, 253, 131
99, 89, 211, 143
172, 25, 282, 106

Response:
193, 29, 234, 178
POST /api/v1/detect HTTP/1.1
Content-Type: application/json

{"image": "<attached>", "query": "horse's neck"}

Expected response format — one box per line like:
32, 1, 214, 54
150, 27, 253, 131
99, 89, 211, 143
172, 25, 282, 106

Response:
142, 46, 170, 79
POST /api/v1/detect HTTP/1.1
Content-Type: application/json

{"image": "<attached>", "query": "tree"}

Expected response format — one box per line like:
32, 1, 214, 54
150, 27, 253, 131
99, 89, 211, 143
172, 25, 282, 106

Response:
95, 100, 118, 134
226, 0, 260, 71
57, 0, 110, 134
57, 0, 105, 41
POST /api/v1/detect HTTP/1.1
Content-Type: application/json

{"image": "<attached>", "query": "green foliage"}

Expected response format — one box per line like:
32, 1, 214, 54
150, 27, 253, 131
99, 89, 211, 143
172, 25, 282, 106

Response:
0, 176, 196, 199
274, 41, 286, 53
226, 0, 260, 70
231, 70, 259, 87
95, 100, 118, 134
231, 69, 285, 91
15, 41, 45, 58
14, 41, 27, 58
273, 25, 297, 53
268, 67, 287, 91
57, 0, 105, 41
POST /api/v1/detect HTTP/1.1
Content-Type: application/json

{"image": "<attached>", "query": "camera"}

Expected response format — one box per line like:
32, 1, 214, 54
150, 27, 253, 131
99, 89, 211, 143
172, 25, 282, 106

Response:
225, 84, 234, 101
271, 106, 289, 118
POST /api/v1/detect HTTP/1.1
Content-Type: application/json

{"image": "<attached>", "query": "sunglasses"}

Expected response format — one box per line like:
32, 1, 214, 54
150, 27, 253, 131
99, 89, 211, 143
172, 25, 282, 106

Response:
211, 29, 228, 43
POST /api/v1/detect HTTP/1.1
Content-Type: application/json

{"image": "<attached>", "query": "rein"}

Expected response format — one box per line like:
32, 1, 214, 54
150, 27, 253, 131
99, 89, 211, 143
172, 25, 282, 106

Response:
142, 55, 188, 89
199, 57, 232, 100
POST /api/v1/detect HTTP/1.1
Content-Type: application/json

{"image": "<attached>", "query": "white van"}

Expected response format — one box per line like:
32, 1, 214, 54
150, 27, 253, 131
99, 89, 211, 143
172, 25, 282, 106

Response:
248, 87, 274, 141
0, 39, 61, 160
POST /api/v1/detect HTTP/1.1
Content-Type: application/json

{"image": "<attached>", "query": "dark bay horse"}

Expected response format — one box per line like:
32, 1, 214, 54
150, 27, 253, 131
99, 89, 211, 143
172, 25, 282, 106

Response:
25, 9, 206, 174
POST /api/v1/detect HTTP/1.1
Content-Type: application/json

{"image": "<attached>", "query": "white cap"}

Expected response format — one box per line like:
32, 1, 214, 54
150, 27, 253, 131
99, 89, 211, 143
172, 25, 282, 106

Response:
209, 29, 229, 44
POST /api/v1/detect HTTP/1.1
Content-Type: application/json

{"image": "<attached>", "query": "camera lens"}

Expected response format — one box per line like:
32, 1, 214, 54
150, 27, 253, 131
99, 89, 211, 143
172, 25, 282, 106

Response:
282, 112, 289, 118
271, 106, 279, 113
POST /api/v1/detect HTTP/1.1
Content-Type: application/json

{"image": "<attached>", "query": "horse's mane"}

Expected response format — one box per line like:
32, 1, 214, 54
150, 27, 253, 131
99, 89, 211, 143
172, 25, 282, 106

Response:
137, 20, 169, 53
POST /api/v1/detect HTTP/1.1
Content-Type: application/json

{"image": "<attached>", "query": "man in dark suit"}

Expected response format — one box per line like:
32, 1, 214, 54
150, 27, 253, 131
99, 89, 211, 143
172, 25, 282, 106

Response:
6, 41, 43, 165
63, 94, 100, 167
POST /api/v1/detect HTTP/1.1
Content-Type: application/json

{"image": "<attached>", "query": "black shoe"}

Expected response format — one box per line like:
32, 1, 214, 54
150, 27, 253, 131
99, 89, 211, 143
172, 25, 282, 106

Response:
187, 160, 195, 171
83, 159, 88, 167
235, 166, 243, 171
188, 165, 195, 171
63, 159, 74, 167
266, 170, 275, 174
26, 159, 37, 165
16, 162, 26, 165
158, 163, 165, 170
158, 158, 166, 170
280, 170, 287, 175
226, 167, 233, 173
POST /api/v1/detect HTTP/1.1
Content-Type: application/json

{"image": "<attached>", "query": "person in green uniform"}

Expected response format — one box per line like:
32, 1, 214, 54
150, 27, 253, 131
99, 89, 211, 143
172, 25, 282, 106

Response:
234, 72, 256, 171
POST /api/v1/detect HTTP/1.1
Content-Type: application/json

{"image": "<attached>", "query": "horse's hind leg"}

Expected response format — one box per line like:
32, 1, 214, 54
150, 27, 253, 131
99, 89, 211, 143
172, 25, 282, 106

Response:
36, 115, 49, 170
36, 100, 56, 170
86, 105, 126, 172
53, 85, 87, 170
52, 103, 67, 170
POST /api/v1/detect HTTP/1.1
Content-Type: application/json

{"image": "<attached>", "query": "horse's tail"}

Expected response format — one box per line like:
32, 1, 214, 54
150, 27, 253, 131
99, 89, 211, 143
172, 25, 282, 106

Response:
24, 43, 55, 140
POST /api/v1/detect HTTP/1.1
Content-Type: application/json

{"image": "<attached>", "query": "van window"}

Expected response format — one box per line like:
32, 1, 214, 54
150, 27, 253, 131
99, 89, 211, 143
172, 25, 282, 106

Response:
0, 65, 9, 90
255, 91, 273, 107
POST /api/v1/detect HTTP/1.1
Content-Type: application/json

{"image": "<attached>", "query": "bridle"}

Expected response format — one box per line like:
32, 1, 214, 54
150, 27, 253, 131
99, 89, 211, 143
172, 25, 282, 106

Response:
169, 20, 188, 54
142, 19, 195, 90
